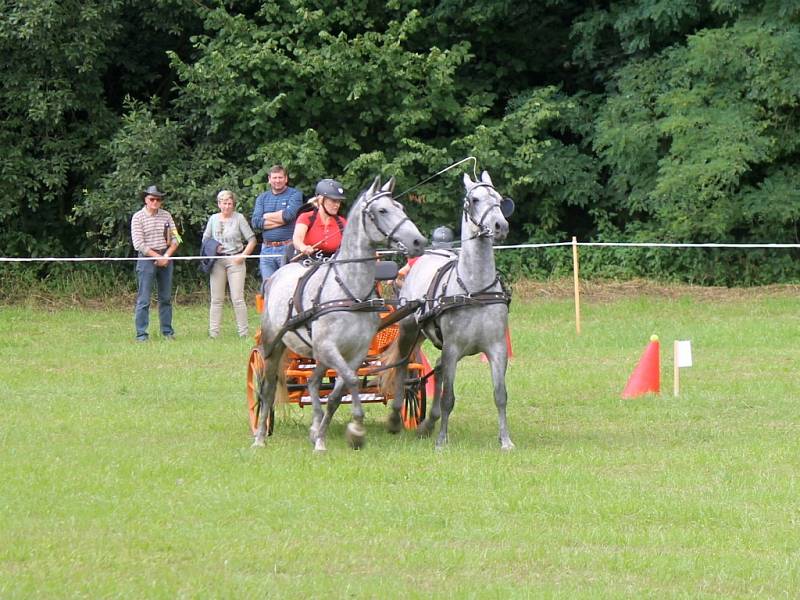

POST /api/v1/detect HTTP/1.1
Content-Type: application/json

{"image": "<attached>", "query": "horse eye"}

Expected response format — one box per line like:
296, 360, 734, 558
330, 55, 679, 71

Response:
379, 208, 388, 215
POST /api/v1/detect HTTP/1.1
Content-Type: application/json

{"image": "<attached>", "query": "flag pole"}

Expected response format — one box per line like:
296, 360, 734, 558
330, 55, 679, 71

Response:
572, 236, 581, 335
673, 340, 680, 396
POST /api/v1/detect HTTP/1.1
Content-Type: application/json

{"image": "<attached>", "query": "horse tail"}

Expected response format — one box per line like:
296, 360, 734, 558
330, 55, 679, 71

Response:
275, 347, 290, 406
378, 338, 402, 398
378, 334, 419, 398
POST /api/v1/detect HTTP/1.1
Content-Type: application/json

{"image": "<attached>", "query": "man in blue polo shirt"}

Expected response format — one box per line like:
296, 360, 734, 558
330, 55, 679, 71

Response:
250, 164, 304, 287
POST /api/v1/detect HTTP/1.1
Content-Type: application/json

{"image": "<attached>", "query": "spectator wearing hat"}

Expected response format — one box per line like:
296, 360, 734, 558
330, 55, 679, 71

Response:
202, 190, 257, 338
131, 185, 180, 342
292, 178, 348, 258
250, 165, 304, 285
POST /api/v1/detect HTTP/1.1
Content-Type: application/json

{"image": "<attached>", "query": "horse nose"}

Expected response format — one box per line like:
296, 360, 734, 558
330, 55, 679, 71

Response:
495, 220, 508, 239
409, 235, 427, 256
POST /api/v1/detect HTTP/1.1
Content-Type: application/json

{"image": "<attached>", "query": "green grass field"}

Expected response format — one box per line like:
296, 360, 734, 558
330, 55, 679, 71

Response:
1, 286, 799, 598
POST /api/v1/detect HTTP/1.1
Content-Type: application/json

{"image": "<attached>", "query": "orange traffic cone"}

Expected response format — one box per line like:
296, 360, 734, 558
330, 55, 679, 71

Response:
621, 335, 660, 398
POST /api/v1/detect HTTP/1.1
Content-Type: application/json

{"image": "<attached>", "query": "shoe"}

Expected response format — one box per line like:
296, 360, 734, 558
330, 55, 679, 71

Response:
163, 334, 176, 341
135, 336, 149, 343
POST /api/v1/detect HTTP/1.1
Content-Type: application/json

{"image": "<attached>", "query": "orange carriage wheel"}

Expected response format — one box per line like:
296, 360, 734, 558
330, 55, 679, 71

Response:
401, 350, 428, 430
246, 347, 274, 436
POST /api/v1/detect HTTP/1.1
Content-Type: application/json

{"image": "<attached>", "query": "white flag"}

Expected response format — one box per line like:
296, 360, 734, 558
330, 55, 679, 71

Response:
676, 340, 693, 368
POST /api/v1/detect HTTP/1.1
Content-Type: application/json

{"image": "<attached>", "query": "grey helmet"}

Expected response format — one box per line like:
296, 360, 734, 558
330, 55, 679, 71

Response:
315, 178, 346, 200
431, 226, 455, 248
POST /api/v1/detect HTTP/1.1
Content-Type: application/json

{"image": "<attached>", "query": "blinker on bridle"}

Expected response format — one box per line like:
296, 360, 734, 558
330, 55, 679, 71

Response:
462, 183, 515, 239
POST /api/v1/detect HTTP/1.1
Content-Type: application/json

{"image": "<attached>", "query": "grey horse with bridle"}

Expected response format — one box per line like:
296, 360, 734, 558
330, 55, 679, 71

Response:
252, 176, 426, 451
381, 171, 515, 450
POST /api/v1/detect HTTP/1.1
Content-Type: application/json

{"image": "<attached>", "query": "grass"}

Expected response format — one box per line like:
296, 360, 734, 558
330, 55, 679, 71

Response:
1, 288, 799, 598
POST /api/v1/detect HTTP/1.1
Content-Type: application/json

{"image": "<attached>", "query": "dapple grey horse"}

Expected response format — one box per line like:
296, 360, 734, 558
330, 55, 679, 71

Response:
253, 176, 426, 451
381, 171, 515, 450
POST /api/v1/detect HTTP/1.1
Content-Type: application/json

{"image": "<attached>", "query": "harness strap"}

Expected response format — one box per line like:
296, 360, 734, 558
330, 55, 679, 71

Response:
415, 260, 512, 332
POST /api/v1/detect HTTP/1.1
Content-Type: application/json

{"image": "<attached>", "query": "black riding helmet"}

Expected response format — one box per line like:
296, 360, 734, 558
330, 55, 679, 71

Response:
315, 178, 346, 200
431, 225, 455, 248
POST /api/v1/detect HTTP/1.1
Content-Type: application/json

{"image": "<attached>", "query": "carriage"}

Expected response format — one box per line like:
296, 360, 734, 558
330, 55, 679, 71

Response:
248, 170, 513, 452
245, 260, 434, 438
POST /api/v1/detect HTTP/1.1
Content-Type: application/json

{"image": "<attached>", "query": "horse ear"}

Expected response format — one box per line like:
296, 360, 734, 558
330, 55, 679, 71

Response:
370, 175, 382, 194
380, 176, 396, 193
462, 173, 474, 188
480, 170, 493, 186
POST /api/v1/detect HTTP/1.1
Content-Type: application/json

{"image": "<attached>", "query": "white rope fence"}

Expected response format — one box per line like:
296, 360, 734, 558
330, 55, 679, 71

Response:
3, 238, 797, 334
2, 240, 798, 263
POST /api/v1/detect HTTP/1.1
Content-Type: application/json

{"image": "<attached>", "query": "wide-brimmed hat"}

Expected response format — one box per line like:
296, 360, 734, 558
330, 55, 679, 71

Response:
142, 185, 166, 198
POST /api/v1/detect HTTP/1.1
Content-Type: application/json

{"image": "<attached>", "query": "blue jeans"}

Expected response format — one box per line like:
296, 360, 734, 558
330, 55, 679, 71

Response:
258, 243, 289, 283
134, 258, 174, 339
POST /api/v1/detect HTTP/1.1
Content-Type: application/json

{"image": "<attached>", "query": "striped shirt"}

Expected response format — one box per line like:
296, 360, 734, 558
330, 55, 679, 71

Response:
131, 207, 179, 254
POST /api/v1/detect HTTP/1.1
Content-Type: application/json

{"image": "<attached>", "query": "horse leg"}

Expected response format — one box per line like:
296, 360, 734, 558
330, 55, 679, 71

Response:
433, 348, 460, 450
315, 352, 364, 450
252, 344, 283, 447
416, 359, 442, 438
486, 341, 514, 451
315, 376, 348, 452
387, 319, 419, 434
307, 362, 328, 450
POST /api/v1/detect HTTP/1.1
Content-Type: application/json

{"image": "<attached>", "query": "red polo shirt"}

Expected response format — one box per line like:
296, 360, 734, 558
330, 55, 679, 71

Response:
297, 210, 347, 254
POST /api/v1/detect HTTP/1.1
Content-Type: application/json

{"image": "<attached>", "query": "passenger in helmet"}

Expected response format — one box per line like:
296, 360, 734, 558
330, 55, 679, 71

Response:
431, 225, 455, 249
292, 178, 348, 258
396, 225, 455, 288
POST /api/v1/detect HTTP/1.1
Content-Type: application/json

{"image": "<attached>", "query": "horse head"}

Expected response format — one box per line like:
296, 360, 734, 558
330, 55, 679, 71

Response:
462, 171, 512, 242
359, 175, 427, 257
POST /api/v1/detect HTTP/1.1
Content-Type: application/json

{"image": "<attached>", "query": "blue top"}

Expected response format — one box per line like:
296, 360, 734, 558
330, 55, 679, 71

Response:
250, 186, 304, 242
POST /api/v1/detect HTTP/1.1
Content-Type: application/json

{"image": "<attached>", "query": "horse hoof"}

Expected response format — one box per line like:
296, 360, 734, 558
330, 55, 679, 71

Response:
314, 439, 327, 453
251, 438, 265, 448
309, 425, 320, 444
386, 413, 402, 434
345, 421, 366, 450
500, 439, 516, 451
415, 423, 432, 438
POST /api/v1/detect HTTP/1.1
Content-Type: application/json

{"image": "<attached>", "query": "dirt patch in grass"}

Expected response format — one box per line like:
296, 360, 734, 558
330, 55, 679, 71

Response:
511, 279, 800, 303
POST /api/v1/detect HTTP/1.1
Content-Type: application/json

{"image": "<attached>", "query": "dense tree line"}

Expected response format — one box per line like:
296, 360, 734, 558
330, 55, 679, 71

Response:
2, 0, 799, 284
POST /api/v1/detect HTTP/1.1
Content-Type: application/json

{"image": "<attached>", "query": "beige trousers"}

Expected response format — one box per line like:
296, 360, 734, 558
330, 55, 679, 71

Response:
209, 257, 249, 337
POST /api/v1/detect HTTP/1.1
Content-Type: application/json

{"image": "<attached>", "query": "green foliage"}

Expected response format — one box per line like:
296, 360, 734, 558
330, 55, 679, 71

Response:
595, 15, 800, 255
4, 0, 800, 285
0, 0, 121, 256
73, 99, 243, 257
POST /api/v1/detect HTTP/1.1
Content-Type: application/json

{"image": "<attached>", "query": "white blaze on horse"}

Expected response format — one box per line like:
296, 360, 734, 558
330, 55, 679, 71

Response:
253, 176, 426, 452
381, 171, 515, 450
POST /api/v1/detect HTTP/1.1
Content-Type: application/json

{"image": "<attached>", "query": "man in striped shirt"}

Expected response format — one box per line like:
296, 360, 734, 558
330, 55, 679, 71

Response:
131, 185, 180, 342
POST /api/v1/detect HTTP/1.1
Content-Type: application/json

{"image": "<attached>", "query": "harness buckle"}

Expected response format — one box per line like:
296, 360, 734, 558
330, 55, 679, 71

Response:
367, 297, 386, 308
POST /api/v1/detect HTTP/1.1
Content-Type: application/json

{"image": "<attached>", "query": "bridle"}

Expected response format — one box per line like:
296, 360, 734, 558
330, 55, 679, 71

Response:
361, 191, 413, 251
462, 182, 507, 241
